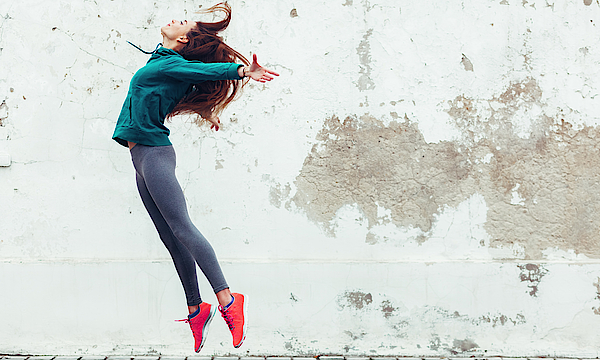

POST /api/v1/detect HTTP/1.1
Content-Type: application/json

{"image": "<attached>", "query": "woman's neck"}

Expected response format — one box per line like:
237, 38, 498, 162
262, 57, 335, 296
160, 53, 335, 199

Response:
162, 38, 179, 51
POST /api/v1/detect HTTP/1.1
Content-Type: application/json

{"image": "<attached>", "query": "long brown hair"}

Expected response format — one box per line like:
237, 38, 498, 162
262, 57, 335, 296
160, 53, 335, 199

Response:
167, 2, 249, 124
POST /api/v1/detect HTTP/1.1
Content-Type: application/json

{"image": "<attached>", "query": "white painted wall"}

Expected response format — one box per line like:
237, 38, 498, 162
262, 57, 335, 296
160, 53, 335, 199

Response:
3, 0, 600, 356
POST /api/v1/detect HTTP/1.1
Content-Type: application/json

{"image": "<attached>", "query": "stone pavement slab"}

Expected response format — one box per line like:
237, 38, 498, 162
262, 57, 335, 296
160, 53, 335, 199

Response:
213, 357, 239, 360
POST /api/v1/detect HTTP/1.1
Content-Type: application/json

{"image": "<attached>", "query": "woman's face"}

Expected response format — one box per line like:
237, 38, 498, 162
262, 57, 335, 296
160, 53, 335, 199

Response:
161, 20, 196, 41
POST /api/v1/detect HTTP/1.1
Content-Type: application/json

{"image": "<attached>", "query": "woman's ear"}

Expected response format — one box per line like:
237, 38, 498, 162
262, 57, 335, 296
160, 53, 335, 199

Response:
177, 35, 190, 44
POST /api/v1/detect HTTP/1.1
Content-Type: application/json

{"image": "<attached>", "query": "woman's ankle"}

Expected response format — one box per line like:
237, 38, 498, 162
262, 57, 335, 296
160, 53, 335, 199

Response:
188, 304, 200, 315
216, 288, 234, 307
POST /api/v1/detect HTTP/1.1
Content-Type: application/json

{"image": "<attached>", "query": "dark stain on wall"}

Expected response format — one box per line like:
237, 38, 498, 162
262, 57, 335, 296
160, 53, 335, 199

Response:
518, 263, 548, 297
337, 290, 373, 310
380, 299, 396, 318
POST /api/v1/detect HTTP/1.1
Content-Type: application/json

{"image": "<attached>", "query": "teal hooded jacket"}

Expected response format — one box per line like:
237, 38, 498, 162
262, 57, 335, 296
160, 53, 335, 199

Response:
112, 46, 243, 147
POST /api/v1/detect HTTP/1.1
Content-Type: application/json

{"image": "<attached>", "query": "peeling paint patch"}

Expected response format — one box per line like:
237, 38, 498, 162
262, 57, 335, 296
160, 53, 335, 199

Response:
337, 290, 373, 310
592, 277, 600, 315
429, 336, 442, 351
433, 307, 526, 327
270, 182, 291, 209
448, 78, 600, 258
479, 312, 526, 326
518, 263, 548, 297
291, 77, 600, 258
291, 114, 471, 237
280, 336, 316, 355
356, 29, 375, 91
510, 183, 525, 206
422, 309, 523, 351
344, 330, 366, 340
461, 54, 474, 71
450, 339, 479, 354
0, 99, 7, 126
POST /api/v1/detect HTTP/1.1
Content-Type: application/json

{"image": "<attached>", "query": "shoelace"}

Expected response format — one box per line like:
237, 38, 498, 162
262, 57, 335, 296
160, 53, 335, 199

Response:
220, 308, 235, 331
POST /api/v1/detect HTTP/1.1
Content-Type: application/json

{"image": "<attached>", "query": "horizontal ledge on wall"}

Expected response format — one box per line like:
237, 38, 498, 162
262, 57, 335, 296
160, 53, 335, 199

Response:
1, 258, 600, 265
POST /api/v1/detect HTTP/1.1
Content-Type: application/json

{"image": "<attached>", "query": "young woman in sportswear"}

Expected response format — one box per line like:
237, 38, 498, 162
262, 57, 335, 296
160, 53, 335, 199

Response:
112, 3, 278, 352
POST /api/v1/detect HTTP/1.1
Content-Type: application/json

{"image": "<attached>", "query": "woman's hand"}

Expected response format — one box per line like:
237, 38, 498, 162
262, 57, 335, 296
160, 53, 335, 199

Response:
242, 54, 279, 83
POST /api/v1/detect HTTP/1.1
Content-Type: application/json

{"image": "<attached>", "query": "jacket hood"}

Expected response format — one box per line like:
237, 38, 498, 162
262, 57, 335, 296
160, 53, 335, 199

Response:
151, 46, 179, 59
127, 41, 180, 59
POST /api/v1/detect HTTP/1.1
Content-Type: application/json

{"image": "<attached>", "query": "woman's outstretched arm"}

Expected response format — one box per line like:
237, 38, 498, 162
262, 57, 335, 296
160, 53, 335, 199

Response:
238, 54, 279, 83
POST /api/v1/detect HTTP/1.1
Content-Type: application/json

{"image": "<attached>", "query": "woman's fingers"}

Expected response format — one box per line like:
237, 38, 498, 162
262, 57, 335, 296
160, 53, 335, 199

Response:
207, 116, 220, 131
246, 54, 279, 82
266, 69, 280, 76
258, 69, 277, 81
252, 54, 279, 75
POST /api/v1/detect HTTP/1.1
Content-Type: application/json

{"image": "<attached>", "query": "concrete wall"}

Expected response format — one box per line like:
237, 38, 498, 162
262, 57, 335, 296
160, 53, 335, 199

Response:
2, 0, 600, 356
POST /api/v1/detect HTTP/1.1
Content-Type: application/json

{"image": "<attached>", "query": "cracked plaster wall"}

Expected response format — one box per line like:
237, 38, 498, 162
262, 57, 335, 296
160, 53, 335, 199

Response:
3, 0, 600, 357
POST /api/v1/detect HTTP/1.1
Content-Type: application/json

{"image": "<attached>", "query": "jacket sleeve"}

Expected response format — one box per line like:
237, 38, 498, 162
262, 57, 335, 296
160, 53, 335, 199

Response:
159, 56, 243, 82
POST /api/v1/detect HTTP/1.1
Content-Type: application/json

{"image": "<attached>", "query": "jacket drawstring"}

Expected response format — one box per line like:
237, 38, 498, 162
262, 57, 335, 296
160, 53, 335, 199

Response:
127, 41, 163, 54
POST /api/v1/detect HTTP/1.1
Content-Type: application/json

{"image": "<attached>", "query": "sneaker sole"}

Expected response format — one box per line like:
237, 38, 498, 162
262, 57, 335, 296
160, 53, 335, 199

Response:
198, 305, 217, 352
234, 294, 247, 348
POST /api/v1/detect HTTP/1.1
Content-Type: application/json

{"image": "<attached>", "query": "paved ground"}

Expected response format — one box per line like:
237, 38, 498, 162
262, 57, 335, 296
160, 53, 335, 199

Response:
0, 356, 589, 360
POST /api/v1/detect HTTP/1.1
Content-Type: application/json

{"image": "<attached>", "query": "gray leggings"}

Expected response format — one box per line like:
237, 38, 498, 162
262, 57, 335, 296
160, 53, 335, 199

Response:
130, 144, 228, 306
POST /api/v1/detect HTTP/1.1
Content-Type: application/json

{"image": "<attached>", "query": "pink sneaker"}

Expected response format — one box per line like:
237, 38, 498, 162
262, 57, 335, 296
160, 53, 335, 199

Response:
178, 302, 216, 352
219, 293, 247, 348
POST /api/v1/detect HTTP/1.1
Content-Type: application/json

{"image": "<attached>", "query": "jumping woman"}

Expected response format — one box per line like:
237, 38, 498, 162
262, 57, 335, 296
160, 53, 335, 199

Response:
111, 3, 278, 352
